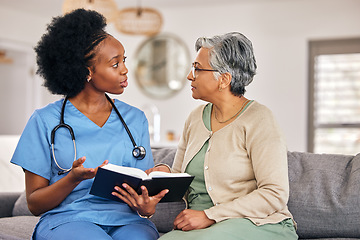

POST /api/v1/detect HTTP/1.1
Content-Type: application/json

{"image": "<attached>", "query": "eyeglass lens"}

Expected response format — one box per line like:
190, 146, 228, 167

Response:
191, 66, 196, 79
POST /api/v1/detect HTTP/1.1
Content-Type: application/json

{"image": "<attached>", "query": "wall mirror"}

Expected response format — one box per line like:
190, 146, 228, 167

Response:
133, 33, 190, 99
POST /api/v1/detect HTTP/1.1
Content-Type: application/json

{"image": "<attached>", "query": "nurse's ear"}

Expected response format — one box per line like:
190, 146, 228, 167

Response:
87, 67, 93, 82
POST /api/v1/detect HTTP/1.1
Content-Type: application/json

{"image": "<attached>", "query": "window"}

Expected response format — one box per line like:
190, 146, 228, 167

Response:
308, 38, 360, 155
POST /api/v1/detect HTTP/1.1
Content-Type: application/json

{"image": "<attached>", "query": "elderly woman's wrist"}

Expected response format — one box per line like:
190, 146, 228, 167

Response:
154, 163, 171, 173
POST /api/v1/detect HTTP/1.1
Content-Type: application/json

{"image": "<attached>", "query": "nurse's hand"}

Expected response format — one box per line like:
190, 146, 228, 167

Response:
69, 157, 108, 183
112, 183, 168, 217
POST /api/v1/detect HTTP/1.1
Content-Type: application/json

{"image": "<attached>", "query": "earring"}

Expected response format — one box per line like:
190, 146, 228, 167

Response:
218, 85, 222, 92
87, 76, 91, 82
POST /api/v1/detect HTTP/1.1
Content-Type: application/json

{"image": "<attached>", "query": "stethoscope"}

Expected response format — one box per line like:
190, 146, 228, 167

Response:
51, 94, 146, 175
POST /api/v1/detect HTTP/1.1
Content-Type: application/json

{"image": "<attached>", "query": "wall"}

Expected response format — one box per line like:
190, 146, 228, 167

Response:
0, 0, 360, 151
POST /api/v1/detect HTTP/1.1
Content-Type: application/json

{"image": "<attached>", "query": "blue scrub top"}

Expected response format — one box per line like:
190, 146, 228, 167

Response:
11, 98, 155, 230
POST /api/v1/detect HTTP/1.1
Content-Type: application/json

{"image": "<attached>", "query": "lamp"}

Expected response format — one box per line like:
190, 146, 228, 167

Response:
62, 0, 118, 23
114, 7, 163, 36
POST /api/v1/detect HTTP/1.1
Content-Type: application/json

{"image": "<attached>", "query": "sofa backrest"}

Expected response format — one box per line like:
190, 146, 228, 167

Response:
152, 148, 360, 238
287, 151, 360, 239
152, 147, 177, 166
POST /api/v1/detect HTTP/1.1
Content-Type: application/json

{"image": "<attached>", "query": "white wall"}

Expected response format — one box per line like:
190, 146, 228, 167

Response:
1, 0, 360, 152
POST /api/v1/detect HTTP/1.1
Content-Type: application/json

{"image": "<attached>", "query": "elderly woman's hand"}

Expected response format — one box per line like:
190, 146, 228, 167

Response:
112, 183, 168, 217
145, 164, 171, 175
173, 209, 216, 231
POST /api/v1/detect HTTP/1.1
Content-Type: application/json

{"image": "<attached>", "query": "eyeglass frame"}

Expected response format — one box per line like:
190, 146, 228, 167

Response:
191, 63, 219, 79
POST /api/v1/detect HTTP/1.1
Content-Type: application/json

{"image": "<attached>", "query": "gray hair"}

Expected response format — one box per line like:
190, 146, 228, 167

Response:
195, 32, 257, 96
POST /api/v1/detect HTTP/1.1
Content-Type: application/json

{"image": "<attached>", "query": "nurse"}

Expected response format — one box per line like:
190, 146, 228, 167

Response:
10, 9, 167, 240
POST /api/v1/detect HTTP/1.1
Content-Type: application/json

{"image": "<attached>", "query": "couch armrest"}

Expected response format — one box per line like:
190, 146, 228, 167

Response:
0, 192, 21, 218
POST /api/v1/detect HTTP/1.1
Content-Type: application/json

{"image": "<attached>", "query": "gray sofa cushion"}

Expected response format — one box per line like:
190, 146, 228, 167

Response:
12, 191, 32, 216
287, 151, 360, 239
0, 216, 39, 240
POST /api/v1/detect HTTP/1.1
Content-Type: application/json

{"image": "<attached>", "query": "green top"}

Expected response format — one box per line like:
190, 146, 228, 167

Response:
185, 104, 213, 210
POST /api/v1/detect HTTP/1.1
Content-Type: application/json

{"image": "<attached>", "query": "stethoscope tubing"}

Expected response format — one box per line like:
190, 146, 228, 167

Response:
105, 94, 138, 148
51, 94, 145, 175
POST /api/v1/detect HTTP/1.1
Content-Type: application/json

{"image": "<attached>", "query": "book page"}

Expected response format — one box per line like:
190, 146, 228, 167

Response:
102, 164, 150, 180
148, 171, 191, 178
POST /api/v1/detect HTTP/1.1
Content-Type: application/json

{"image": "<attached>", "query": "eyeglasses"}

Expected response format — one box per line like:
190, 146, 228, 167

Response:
191, 64, 219, 79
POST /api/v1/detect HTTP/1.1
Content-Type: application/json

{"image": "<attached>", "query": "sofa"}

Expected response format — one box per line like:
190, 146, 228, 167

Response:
1, 147, 360, 240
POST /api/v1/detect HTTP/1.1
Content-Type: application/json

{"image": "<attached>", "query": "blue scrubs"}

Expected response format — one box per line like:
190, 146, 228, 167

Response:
11, 98, 158, 239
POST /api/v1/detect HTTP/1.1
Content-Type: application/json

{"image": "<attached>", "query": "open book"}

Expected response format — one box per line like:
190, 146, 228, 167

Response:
90, 164, 194, 203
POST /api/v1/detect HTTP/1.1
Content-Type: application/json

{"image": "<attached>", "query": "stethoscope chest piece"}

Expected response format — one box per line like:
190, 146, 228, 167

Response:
132, 146, 146, 160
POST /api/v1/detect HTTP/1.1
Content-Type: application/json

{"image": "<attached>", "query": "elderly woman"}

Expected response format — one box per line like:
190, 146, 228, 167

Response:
155, 32, 298, 239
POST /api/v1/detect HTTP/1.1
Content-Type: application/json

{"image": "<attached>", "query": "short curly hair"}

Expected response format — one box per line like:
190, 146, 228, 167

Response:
35, 9, 109, 97
195, 32, 257, 96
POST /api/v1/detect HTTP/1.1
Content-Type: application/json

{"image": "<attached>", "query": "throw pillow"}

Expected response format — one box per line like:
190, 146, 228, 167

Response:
12, 191, 33, 216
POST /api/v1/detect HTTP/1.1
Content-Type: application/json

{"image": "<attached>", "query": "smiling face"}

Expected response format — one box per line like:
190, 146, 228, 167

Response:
88, 36, 128, 95
187, 47, 219, 101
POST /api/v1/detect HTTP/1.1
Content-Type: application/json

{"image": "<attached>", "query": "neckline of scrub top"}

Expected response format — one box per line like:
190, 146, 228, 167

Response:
66, 99, 117, 129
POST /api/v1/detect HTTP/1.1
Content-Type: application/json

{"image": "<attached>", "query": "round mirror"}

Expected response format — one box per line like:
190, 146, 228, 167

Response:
133, 33, 190, 99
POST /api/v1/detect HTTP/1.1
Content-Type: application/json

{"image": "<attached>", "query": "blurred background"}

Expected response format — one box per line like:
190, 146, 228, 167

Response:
0, 0, 360, 154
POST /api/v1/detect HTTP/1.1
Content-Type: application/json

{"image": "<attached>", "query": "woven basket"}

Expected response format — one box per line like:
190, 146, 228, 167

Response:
114, 7, 163, 36
62, 0, 118, 22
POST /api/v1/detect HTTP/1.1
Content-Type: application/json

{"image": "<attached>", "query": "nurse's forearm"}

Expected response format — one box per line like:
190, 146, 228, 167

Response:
25, 157, 106, 216
25, 171, 81, 216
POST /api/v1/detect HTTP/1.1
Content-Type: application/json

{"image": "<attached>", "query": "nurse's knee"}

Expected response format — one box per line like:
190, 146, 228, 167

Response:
111, 224, 159, 240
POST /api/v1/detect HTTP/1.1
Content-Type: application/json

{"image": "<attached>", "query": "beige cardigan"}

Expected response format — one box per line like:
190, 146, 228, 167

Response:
172, 101, 294, 226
